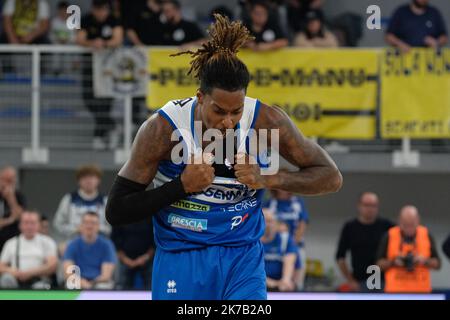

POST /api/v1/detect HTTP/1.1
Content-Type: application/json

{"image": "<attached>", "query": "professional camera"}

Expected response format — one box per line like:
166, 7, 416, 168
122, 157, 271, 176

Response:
402, 252, 415, 272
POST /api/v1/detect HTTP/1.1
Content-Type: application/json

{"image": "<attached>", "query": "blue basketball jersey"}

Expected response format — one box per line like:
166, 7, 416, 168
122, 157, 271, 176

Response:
262, 232, 298, 280
153, 96, 266, 251
264, 196, 309, 240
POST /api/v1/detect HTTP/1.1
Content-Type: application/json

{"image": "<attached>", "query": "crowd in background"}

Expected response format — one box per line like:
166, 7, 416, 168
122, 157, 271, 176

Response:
0, 0, 447, 49
0, 0, 448, 148
1, 164, 450, 292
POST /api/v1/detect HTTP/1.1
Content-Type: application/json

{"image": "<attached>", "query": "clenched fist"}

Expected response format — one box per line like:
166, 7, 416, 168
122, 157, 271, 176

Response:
234, 153, 266, 190
180, 153, 215, 193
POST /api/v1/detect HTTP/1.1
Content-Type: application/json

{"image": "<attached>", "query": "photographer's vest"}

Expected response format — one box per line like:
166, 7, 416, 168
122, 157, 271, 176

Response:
385, 226, 431, 293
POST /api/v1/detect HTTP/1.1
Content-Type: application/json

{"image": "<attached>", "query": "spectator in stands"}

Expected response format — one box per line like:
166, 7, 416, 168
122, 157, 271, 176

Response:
264, 190, 309, 290
126, 0, 164, 46
124, 0, 162, 136
287, 0, 324, 34
0, 0, 50, 45
160, 0, 205, 48
209, 5, 234, 23
112, 0, 146, 31
111, 219, 154, 290
53, 164, 110, 250
376, 205, 440, 293
0, 211, 57, 289
261, 208, 297, 292
336, 192, 394, 292
442, 233, 450, 260
386, 0, 448, 53
63, 212, 116, 290
76, 0, 124, 150
39, 215, 49, 236
0, 166, 25, 252
49, 1, 75, 45
48, 1, 77, 76
293, 9, 338, 48
238, 0, 283, 26
244, 0, 288, 52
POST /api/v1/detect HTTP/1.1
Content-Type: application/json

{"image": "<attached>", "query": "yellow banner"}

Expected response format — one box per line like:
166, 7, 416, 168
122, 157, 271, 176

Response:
381, 48, 450, 138
147, 48, 378, 139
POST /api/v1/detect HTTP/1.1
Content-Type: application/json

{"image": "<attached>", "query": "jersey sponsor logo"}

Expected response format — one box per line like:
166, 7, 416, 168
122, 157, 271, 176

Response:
221, 198, 258, 212
168, 214, 208, 232
170, 200, 210, 212
230, 213, 249, 230
194, 184, 257, 204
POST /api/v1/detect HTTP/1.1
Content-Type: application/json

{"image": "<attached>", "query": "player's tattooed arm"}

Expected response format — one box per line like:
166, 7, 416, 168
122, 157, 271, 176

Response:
118, 113, 215, 193
105, 114, 186, 226
255, 103, 343, 195
118, 113, 174, 185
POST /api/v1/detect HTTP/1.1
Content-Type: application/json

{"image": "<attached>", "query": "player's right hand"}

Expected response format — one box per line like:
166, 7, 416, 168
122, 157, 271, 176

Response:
180, 153, 215, 193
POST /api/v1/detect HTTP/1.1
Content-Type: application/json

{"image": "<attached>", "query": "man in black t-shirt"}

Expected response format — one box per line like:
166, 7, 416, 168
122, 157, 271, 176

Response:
386, 0, 448, 53
160, 0, 204, 47
244, 0, 288, 51
335, 192, 394, 292
127, 0, 164, 46
0, 167, 26, 252
76, 0, 124, 150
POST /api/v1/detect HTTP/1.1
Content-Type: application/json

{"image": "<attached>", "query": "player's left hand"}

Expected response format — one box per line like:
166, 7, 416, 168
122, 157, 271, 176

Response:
234, 153, 266, 190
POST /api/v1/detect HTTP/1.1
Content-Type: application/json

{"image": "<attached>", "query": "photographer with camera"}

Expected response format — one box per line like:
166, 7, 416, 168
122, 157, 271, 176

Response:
376, 205, 440, 293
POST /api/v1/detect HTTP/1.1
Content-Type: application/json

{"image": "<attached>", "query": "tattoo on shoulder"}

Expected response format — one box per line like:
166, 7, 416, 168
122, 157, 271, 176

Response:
118, 113, 175, 183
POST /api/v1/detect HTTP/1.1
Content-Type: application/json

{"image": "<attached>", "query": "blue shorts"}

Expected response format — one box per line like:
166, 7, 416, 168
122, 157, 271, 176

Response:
152, 241, 267, 300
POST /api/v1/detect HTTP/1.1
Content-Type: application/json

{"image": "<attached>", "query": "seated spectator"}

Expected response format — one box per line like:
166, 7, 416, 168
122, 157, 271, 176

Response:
53, 165, 110, 248
287, 0, 324, 34
442, 233, 450, 260
63, 212, 117, 290
49, 1, 75, 45
48, 1, 77, 76
160, 0, 205, 47
0, 166, 26, 252
261, 209, 298, 292
0, 0, 50, 44
294, 10, 338, 48
264, 190, 309, 290
113, 0, 146, 31
336, 192, 393, 292
76, 0, 124, 150
386, 0, 448, 53
376, 205, 440, 293
127, 0, 165, 46
39, 215, 50, 236
0, 211, 57, 289
238, 0, 283, 27
244, 0, 288, 51
111, 219, 154, 290
209, 5, 234, 23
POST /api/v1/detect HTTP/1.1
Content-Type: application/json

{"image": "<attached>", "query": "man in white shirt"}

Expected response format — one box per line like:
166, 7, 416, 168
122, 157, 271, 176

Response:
53, 165, 110, 247
0, 211, 58, 289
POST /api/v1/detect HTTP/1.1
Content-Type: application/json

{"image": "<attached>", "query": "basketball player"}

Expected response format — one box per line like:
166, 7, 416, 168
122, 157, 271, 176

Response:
106, 15, 342, 300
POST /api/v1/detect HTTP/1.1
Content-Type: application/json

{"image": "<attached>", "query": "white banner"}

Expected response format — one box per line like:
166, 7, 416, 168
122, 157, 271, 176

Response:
93, 47, 148, 98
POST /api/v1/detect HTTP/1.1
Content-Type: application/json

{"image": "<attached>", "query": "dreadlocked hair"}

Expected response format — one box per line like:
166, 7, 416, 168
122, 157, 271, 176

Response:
171, 14, 254, 94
